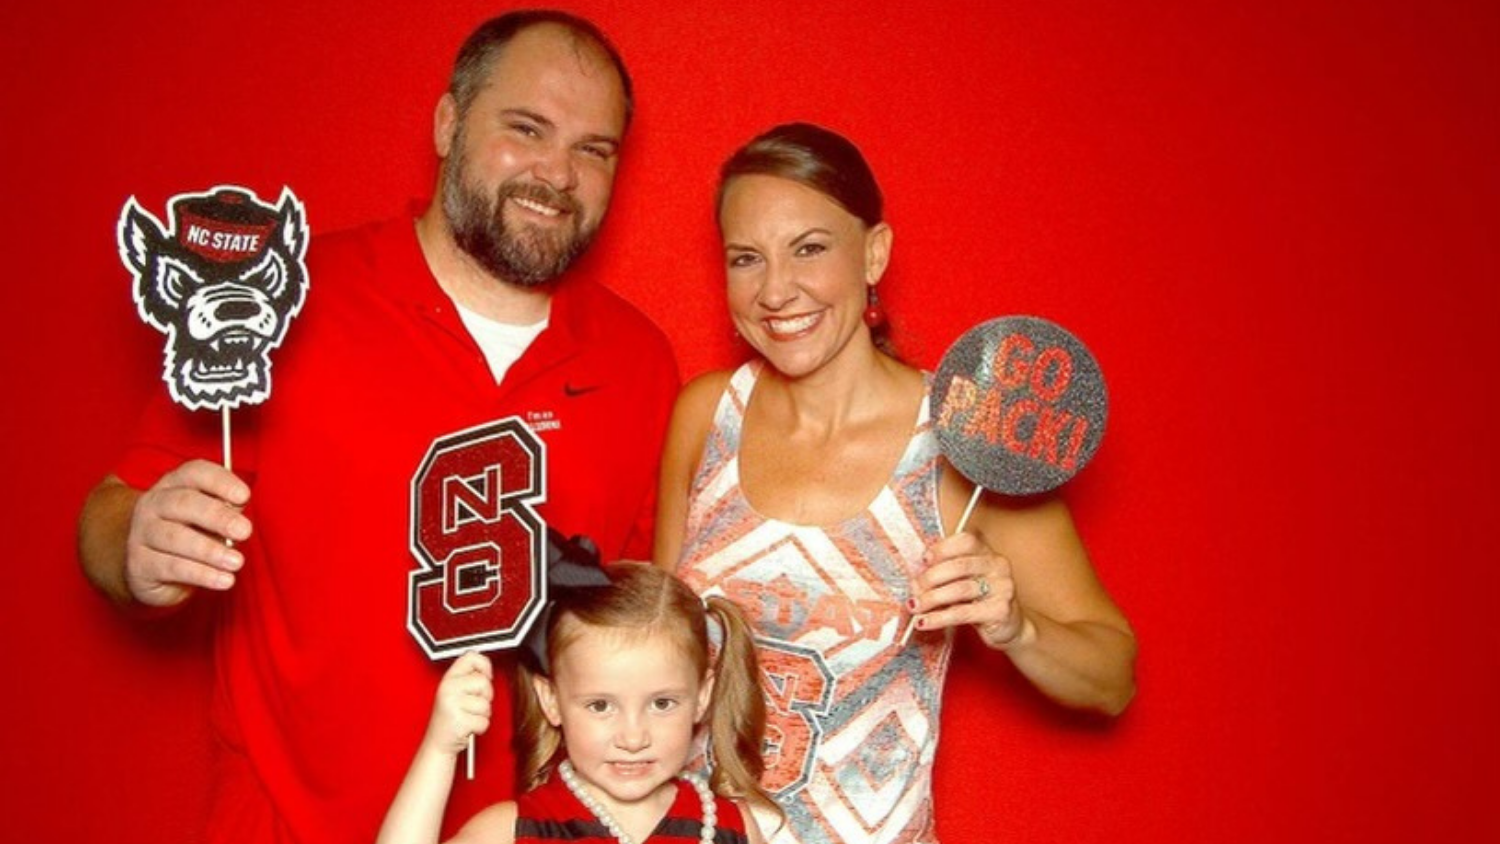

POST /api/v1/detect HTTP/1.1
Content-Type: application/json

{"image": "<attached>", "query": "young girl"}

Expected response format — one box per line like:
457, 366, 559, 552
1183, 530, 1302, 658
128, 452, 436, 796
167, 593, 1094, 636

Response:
378, 562, 773, 844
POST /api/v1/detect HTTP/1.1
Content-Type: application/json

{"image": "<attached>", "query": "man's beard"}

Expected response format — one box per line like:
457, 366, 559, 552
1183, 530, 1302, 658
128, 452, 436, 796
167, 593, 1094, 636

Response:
441, 140, 599, 288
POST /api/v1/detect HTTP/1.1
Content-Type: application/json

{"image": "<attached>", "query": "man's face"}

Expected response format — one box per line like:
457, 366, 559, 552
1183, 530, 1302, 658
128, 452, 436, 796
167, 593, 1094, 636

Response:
440, 24, 627, 287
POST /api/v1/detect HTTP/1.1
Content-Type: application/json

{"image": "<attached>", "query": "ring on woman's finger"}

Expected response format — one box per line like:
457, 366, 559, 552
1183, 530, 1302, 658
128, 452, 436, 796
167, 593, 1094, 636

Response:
974, 575, 991, 601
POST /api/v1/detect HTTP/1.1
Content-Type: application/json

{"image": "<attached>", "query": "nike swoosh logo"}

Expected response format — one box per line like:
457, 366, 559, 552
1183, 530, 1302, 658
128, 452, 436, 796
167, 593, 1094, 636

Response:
564, 383, 602, 397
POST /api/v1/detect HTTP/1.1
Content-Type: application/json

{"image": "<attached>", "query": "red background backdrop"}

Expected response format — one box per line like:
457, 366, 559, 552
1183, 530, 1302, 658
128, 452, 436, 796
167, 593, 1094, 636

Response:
3, 1, 1496, 841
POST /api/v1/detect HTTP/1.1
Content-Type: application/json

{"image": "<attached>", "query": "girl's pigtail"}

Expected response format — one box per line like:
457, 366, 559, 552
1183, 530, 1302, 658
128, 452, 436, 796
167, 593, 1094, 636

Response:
704, 596, 780, 817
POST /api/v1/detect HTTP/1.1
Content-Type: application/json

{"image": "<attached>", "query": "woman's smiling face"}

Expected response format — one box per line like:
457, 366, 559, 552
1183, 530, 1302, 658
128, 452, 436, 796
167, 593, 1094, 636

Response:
720, 174, 890, 379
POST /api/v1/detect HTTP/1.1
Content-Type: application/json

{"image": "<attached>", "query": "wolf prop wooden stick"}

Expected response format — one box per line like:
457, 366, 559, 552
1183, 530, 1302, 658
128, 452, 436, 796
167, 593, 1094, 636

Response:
903, 315, 1109, 645
116, 186, 310, 471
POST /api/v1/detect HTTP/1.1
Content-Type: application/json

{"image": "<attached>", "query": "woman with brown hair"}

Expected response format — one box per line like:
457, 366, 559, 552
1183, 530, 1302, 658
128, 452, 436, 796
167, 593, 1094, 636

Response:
656, 123, 1137, 844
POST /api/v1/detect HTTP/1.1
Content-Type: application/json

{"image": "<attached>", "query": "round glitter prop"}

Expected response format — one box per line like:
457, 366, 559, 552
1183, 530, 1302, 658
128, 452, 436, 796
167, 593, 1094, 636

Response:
932, 315, 1108, 497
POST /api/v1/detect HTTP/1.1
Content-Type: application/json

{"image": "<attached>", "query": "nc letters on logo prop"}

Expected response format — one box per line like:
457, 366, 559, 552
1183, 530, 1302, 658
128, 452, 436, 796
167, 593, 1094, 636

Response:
408, 418, 547, 659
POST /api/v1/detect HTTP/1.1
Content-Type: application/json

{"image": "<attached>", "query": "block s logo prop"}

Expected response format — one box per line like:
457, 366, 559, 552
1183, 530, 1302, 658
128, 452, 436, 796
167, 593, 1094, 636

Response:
408, 418, 547, 659
117, 186, 309, 411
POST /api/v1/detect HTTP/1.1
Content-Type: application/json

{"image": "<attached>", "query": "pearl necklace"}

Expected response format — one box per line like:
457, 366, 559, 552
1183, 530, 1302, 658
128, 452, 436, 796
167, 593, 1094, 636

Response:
557, 759, 718, 844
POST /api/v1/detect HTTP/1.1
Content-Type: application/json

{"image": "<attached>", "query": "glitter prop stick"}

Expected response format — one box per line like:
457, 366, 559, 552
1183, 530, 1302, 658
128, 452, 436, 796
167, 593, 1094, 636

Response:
408, 418, 550, 779
116, 186, 310, 474
902, 315, 1109, 645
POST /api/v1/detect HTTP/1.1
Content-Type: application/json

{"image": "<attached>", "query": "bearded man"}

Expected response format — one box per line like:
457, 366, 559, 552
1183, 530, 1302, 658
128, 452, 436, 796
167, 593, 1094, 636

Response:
76, 11, 678, 844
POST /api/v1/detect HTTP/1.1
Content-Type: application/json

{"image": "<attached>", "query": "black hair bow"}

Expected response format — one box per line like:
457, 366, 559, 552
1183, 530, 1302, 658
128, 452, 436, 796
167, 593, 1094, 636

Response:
519, 529, 608, 674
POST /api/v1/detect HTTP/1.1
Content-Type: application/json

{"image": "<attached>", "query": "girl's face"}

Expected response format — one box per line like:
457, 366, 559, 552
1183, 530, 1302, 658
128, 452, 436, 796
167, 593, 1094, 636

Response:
719, 174, 891, 380
534, 623, 712, 811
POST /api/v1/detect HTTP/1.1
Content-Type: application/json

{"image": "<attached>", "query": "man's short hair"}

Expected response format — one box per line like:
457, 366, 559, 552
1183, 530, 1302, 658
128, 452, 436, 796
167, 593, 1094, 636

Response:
448, 10, 634, 129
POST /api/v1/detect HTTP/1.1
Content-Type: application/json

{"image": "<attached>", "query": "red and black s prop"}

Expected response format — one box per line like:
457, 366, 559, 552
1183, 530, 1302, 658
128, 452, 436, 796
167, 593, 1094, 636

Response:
407, 416, 549, 779
407, 417, 549, 660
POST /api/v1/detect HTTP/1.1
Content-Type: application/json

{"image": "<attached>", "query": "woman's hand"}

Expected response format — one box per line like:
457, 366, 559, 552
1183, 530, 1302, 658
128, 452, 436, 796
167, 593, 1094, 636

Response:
908, 532, 1034, 649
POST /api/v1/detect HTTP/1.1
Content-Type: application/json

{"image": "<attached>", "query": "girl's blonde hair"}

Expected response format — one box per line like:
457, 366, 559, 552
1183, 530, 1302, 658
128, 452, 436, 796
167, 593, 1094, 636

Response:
514, 562, 775, 812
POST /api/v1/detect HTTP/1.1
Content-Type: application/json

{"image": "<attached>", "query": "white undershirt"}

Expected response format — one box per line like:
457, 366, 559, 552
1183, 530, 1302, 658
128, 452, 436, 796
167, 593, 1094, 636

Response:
454, 302, 549, 385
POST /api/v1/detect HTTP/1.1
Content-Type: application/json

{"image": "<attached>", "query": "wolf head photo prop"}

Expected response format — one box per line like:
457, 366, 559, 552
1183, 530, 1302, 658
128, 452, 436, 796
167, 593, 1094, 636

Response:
117, 186, 309, 411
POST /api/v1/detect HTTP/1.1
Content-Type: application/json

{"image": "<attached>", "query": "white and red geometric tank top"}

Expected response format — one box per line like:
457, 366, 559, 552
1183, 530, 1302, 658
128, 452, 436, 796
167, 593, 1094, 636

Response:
676, 362, 952, 844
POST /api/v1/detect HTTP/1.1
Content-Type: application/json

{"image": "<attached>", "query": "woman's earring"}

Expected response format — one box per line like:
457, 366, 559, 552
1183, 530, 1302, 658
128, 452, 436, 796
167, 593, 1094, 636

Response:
863, 286, 887, 329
